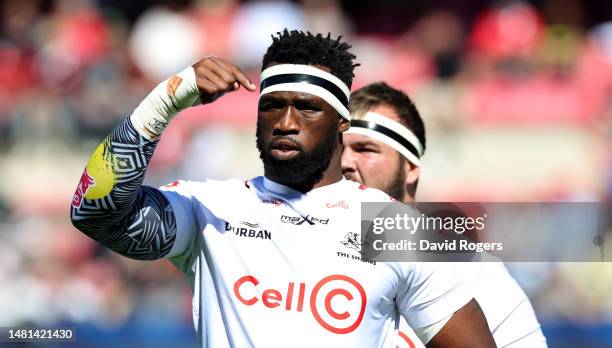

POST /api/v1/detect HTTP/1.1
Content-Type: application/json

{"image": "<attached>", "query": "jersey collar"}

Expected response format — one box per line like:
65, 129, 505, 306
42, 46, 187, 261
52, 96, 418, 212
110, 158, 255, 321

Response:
259, 176, 349, 199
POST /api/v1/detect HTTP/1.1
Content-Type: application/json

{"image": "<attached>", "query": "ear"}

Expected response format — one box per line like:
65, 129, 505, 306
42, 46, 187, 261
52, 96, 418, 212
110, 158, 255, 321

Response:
339, 117, 350, 133
403, 160, 421, 185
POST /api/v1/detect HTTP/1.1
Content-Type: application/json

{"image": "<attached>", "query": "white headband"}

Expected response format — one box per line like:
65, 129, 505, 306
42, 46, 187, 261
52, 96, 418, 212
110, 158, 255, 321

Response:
259, 64, 351, 120
346, 112, 424, 166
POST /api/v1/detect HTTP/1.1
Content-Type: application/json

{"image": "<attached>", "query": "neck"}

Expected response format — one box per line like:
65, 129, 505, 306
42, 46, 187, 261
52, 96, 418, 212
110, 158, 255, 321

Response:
402, 190, 415, 203
265, 146, 344, 193
309, 146, 344, 190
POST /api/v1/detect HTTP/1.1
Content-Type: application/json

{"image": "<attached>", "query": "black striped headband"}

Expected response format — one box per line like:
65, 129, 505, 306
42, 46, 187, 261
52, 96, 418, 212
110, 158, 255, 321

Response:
259, 64, 351, 120
347, 112, 424, 166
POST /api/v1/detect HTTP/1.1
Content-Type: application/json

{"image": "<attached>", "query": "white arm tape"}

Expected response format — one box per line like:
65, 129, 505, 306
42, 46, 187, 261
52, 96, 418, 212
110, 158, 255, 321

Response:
413, 312, 453, 344
130, 66, 201, 141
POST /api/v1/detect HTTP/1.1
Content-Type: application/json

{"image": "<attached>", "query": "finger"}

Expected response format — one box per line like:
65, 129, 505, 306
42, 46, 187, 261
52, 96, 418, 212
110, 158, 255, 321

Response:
207, 58, 241, 89
205, 68, 232, 92
210, 57, 256, 91
197, 78, 225, 103
202, 59, 244, 93
193, 64, 232, 95
196, 76, 223, 95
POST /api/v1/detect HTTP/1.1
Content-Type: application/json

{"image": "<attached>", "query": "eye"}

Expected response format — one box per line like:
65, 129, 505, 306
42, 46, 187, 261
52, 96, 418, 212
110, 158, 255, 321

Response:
259, 99, 285, 111
294, 101, 323, 113
354, 144, 379, 153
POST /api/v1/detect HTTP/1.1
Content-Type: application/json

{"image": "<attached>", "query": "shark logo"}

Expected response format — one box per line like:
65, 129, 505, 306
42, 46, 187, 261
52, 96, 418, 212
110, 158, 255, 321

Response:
337, 232, 376, 265
340, 232, 362, 251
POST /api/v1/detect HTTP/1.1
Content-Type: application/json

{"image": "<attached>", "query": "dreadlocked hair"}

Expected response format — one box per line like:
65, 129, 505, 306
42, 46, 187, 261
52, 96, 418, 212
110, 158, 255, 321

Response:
262, 29, 360, 89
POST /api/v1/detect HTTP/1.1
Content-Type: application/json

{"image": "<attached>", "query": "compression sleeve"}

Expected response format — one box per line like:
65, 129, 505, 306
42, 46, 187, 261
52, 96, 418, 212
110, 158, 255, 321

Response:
69, 118, 179, 260
69, 66, 200, 260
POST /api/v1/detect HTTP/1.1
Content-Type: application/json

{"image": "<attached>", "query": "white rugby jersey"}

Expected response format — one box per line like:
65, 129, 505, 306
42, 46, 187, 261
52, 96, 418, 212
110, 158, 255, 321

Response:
396, 263, 547, 348
159, 177, 473, 348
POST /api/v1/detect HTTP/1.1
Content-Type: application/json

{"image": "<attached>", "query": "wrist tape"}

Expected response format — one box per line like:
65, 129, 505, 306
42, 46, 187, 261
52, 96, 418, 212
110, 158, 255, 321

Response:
130, 66, 201, 141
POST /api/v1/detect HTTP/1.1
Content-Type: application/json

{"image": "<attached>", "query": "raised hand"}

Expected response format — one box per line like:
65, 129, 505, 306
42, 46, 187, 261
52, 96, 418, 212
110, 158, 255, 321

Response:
192, 56, 257, 104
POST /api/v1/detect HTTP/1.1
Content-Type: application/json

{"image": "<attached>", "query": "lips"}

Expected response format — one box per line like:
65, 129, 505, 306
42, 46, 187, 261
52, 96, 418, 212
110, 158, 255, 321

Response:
269, 138, 301, 160
270, 138, 300, 151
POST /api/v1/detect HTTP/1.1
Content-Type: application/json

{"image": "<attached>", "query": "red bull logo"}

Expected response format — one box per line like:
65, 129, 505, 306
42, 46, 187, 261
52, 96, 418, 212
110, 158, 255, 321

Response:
72, 168, 95, 208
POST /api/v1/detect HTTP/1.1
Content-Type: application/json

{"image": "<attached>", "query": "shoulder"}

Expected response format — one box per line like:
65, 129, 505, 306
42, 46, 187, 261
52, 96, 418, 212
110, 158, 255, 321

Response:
340, 179, 397, 202
159, 178, 250, 198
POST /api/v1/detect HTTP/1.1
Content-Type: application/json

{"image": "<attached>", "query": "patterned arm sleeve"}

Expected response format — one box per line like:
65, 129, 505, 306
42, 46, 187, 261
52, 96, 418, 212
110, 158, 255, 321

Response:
70, 118, 178, 260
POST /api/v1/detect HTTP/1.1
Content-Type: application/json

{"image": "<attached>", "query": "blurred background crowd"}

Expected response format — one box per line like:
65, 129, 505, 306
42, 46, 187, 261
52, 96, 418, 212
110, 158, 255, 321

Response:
1, 0, 612, 347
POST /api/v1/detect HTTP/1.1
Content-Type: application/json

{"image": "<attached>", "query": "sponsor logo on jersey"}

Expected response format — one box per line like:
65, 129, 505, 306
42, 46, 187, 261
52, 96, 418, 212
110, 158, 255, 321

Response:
225, 221, 272, 240
280, 215, 330, 225
340, 232, 361, 250
262, 198, 283, 206
72, 168, 95, 208
233, 274, 367, 334
337, 233, 376, 265
326, 200, 349, 209
398, 330, 418, 348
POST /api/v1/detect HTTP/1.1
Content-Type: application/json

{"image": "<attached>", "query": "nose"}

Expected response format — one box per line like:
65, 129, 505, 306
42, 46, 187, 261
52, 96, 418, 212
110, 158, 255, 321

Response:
341, 146, 358, 175
273, 106, 300, 135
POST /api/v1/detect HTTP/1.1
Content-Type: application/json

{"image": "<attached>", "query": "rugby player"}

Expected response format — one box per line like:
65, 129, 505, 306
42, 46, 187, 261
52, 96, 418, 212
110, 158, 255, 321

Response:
70, 30, 495, 347
342, 82, 547, 347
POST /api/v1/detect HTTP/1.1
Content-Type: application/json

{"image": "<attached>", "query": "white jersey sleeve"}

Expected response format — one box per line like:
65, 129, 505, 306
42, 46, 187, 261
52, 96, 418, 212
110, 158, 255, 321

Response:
159, 180, 198, 261
397, 319, 426, 348
396, 263, 473, 332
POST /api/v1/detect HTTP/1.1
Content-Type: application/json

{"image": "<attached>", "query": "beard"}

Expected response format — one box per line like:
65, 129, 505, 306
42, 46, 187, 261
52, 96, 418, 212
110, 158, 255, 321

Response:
256, 124, 338, 187
382, 156, 407, 201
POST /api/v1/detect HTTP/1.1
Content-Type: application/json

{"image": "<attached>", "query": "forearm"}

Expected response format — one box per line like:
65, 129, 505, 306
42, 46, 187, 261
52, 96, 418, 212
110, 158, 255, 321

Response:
70, 66, 200, 260
70, 118, 177, 259
426, 299, 496, 348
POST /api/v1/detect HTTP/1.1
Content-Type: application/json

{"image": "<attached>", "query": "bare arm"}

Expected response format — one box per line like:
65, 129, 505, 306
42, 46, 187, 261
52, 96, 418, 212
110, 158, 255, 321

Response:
427, 299, 496, 348
70, 57, 255, 260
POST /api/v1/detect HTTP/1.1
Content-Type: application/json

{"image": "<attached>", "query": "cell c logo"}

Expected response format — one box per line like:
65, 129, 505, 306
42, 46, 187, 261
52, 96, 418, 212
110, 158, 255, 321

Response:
310, 275, 367, 334
397, 331, 417, 348
233, 274, 367, 334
